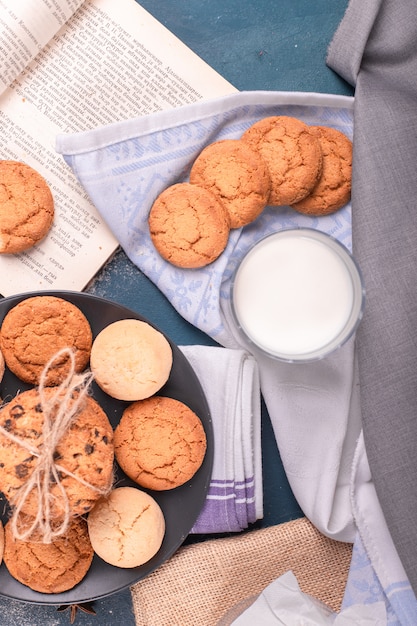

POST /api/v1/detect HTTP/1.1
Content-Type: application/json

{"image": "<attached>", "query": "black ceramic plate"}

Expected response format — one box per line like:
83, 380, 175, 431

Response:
0, 291, 213, 605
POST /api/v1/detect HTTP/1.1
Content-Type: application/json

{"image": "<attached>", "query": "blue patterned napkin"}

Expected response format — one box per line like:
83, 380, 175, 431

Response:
56, 91, 357, 541
56, 91, 353, 345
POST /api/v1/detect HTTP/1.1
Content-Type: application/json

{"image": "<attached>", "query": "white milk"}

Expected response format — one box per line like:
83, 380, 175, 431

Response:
232, 229, 363, 361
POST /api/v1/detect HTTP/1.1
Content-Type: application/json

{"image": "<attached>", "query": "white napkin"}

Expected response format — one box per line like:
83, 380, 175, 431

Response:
180, 346, 262, 533
228, 571, 387, 625
56, 90, 357, 543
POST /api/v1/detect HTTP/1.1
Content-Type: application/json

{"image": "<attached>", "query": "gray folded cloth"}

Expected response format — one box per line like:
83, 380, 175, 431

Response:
327, 0, 417, 595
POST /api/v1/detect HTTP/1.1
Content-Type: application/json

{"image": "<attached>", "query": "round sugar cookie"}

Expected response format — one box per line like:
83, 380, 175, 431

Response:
0, 295, 93, 386
291, 126, 353, 215
114, 395, 207, 490
0, 388, 114, 519
189, 139, 271, 228
3, 515, 94, 593
0, 160, 54, 254
90, 319, 173, 401
241, 116, 323, 206
148, 182, 230, 268
87, 487, 165, 568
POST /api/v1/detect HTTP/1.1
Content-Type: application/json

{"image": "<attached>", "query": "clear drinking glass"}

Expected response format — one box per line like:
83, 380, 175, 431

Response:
231, 228, 365, 363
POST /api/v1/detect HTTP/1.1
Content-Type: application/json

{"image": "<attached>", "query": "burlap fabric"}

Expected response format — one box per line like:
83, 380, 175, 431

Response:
131, 517, 353, 626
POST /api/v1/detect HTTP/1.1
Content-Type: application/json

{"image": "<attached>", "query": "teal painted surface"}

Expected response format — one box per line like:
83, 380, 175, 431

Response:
138, 0, 353, 95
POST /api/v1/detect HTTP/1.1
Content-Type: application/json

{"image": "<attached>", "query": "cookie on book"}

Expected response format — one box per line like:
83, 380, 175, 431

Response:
90, 319, 173, 401
3, 515, 94, 593
0, 160, 54, 254
291, 126, 353, 216
87, 487, 165, 568
114, 395, 207, 490
241, 116, 323, 206
0, 388, 114, 519
0, 295, 92, 386
148, 182, 230, 268
189, 139, 271, 228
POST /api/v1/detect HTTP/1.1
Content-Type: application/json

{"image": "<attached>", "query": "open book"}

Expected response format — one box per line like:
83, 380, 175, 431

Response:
0, 0, 236, 297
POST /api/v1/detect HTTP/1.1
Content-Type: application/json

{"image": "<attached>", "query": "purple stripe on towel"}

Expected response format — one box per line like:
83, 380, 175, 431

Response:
190, 476, 256, 534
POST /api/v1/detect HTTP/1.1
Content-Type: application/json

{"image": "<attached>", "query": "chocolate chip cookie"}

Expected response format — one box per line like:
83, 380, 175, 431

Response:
0, 388, 114, 519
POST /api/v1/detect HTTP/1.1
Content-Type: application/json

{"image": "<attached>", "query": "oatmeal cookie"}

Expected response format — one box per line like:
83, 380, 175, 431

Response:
242, 116, 323, 205
114, 395, 207, 491
189, 139, 271, 228
3, 515, 93, 593
0, 160, 54, 254
0, 295, 92, 386
148, 182, 230, 268
291, 126, 352, 215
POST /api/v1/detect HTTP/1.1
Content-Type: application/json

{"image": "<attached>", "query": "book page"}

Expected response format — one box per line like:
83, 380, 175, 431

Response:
0, 0, 236, 297
0, 0, 84, 95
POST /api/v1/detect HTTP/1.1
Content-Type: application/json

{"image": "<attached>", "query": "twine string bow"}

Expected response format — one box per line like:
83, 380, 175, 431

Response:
0, 347, 108, 543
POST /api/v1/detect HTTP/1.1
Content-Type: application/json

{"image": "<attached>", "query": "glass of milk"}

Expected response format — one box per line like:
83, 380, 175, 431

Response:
231, 228, 365, 362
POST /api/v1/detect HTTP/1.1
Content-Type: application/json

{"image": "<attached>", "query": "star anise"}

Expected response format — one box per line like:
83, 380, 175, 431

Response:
57, 602, 96, 623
